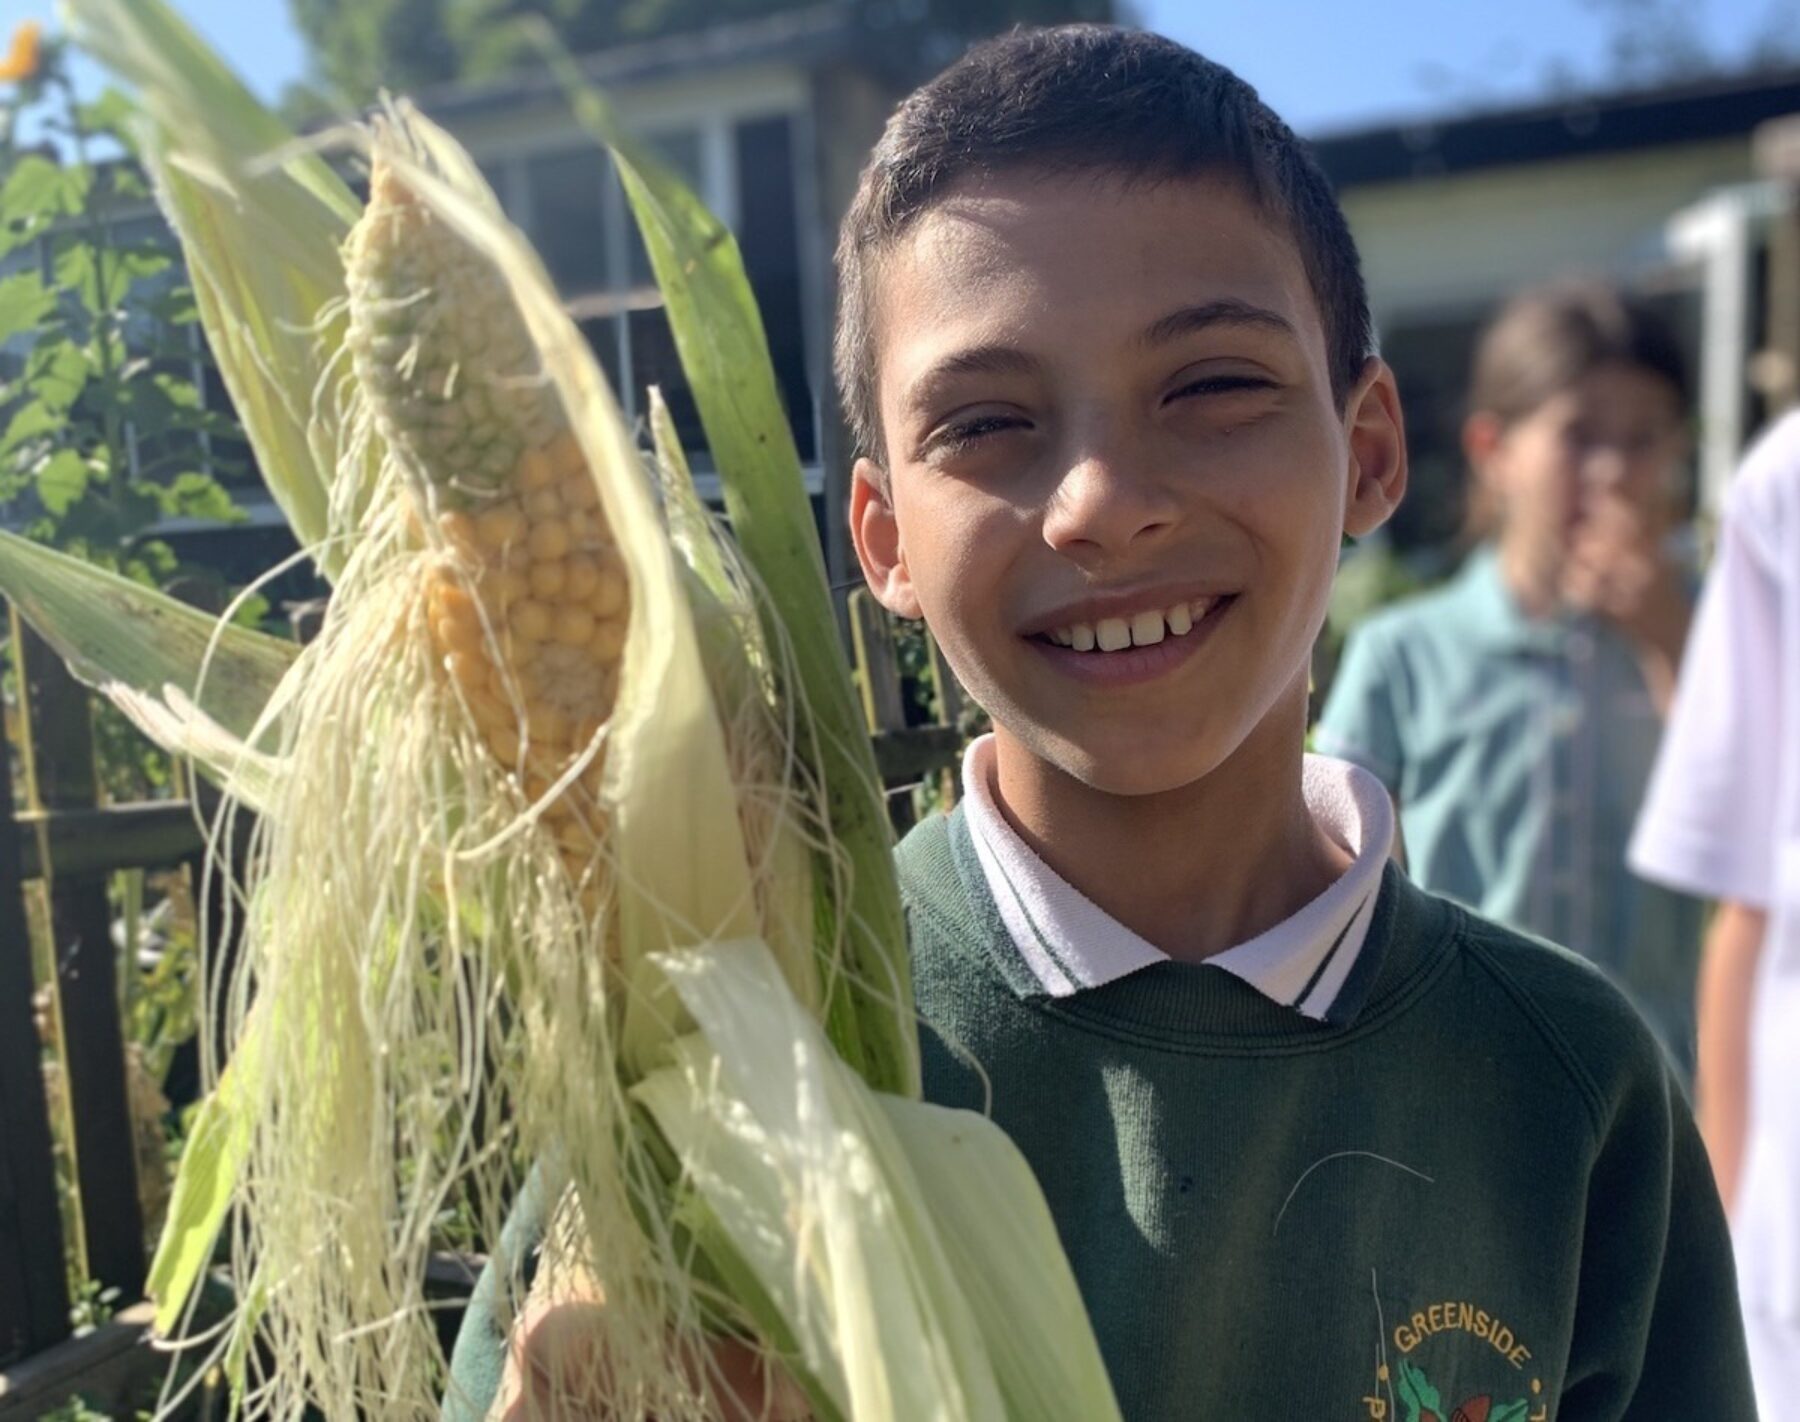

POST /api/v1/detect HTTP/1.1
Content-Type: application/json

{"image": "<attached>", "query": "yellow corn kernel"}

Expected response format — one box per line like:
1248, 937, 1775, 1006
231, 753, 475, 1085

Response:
427, 572, 469, 618
486, 567, 530, 608
529, 560, 567, 599
445, 651, 487, 694
591, 617, 626, 664
437, 510, 478, 554
515, 446, 556, 493
564, 556, 600, 600
486, 723, 522, 764
524, 486, 562, 522
547, 428, 585, 475
590, 566, 627, 619
529, 704, 571, 746
467, 688, 515, 733
527, 520, 571, 562
561, 470, 598, 511
552, 606, 595, 648
476, 504, 527, 551
508, 599, 552, 643
432, 612, 481, 659
568, 511, 600, 546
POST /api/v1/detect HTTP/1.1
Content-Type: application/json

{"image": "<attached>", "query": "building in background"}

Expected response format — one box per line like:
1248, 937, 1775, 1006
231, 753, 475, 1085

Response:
1315, 66, 1800, 553
9, 14, 1800, 595
434, 28, 1800, 571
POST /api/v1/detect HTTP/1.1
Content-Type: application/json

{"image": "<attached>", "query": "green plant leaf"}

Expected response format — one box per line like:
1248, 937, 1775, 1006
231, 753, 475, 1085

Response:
158, 470, 244, 524
2, 398, 62, 453
0, 270, 54, 343
876, 1095, 1125, 1421
65, 0, 373, 582
0, 155, 82, 228
27, 342, 91, 412
147, 1025, 262, 1335
0, 529, 293, 791
52, 242, 99, 312
539, 36, 917, 1097
73, 86, 135, 141
35, 448, 90, 515
637, 938, 1123, 1421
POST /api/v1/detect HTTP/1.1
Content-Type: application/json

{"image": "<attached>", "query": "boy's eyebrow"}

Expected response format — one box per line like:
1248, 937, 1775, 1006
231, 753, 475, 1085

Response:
903, 344, 1040, 412
1139, 300, 1297, 348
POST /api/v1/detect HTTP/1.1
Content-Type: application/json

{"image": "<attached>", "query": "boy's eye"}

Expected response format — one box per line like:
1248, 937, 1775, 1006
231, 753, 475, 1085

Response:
927, 412, 1030, 455
1165, 374, 1277, 405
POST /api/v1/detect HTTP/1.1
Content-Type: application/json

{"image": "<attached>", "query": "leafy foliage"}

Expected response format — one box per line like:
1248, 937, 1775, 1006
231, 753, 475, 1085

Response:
0, 61, 246, 588
1, 32, 264, 800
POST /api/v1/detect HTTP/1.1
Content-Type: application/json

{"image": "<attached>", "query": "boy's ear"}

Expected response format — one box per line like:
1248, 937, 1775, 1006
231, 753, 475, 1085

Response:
1343, 358, 1408, 540
848, 457, 923, 619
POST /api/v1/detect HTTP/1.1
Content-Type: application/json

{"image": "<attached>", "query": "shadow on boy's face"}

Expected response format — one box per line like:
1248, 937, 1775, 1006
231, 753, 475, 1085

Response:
849, 168, 1405, 801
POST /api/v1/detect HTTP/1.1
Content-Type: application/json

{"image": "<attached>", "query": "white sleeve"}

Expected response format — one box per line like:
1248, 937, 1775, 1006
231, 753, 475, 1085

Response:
1629, 487, 1785, 907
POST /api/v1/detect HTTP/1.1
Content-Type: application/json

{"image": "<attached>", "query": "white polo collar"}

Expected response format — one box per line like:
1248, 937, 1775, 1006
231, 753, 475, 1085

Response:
959, 735, 1394, 1021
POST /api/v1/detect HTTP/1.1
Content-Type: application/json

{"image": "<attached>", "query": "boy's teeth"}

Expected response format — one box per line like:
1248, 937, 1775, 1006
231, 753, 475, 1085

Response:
1130, 610, 1165, 646
1052, 597, 1223, 653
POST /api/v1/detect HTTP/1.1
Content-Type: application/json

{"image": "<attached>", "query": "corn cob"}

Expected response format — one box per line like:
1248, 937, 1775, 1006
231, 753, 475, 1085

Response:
344, 152, 629, 880
57, 4, 1126, 1408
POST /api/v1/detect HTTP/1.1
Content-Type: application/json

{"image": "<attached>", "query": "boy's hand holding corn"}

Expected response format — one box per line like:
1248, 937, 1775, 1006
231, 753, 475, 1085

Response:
493, 1296, 812, 1421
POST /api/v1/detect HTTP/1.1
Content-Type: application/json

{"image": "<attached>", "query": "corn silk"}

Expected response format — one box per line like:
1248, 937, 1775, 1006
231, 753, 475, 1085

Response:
0, 1, 1130, 1418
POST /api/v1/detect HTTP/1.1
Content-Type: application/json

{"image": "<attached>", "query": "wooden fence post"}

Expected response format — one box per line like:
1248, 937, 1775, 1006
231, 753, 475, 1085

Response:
847, 590, 918, 831
0, 643, 70, 1363
12, 612, 145, 1303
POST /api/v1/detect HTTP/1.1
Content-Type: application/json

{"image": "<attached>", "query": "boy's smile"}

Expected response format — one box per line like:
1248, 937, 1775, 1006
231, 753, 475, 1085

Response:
1022, 585, 1235, 687
852, 169, 1405, 803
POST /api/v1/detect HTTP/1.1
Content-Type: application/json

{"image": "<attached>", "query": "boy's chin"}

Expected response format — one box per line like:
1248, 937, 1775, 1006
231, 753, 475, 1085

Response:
1011, 722, 1244, 800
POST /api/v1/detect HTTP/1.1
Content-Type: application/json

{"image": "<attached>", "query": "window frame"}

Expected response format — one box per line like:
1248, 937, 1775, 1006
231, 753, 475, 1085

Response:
467, 76, 824, 497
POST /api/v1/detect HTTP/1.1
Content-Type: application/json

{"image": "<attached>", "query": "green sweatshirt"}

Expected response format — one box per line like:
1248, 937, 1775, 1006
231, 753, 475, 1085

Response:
444, 807, 1754, 1419
900, 808, 1754, 1420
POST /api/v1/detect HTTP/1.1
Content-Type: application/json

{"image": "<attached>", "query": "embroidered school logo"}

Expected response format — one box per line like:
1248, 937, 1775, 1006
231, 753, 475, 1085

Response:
1360, 1296, 1549, 1421
1387, 1360, 1528, 1422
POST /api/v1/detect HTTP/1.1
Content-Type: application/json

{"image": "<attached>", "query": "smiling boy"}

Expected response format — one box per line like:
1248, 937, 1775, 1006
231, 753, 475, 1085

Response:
448, 24, 1754, 1421
841, 25, 1754, 1419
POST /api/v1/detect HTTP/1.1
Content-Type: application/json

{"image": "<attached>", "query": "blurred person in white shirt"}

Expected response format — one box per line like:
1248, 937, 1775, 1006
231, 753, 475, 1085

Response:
1631, 410, 1800, 1409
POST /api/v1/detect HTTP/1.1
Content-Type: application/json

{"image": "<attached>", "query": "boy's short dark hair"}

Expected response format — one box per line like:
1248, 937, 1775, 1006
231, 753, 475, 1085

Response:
1467, 281, 1691, 427
833, 24, 1373, 464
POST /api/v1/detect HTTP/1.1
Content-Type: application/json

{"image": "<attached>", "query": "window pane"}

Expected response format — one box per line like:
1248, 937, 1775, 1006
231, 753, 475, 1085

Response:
578, 315, 624, 396
626, 308, 705, 451
197, 349, 258, 491
525, 148, 613, 297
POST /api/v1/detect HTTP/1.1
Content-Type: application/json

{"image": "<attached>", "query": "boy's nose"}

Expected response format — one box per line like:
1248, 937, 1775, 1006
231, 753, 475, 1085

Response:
1040, 445, 1180, 564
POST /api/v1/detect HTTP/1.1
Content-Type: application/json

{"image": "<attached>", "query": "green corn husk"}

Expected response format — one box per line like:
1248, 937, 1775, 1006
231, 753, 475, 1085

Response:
34, 2, 1128, 1419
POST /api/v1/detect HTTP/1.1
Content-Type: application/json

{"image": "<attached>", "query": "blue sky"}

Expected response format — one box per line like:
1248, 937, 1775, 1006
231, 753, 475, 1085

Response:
1147, 0, 1799, 133
12, 0, 1799, 137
